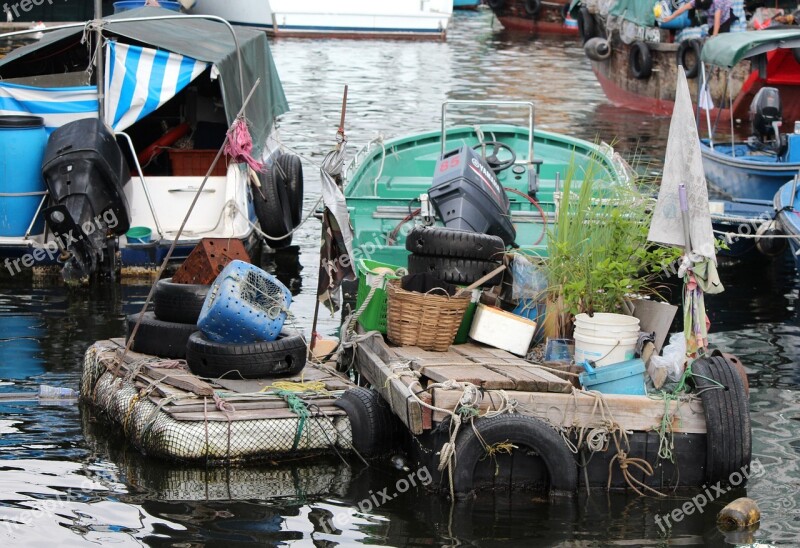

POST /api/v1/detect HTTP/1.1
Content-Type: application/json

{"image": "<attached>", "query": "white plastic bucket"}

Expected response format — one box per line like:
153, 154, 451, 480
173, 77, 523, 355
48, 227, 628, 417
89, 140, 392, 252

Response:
573, 332, 638, 367
574, 313, 640, 339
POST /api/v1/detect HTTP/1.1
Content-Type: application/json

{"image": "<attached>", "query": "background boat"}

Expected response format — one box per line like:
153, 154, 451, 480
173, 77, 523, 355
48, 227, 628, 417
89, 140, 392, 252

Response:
487, 0, 578, 35
190, 0, 454, 40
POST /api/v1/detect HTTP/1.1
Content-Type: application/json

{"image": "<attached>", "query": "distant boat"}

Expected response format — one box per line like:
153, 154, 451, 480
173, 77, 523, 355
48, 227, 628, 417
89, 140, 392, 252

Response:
0, 7, 299, 282
190, 0, 453, 40
486, 0, 578, 36
772, 176, 800, 268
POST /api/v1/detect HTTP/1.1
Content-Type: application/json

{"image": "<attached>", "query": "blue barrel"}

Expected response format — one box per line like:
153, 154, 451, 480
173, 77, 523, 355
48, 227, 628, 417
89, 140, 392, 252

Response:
198, 260, 293, 344
113, 1, 181, 13
0, 116, 47, 237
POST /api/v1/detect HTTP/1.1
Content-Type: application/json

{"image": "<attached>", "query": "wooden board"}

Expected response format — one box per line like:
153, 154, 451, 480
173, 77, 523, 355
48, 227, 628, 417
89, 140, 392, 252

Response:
431, 389, 707, 434
420, 364, 517, 390
450, 343, 497, 358
482, 364, 571, 393
359, 336, 425, 435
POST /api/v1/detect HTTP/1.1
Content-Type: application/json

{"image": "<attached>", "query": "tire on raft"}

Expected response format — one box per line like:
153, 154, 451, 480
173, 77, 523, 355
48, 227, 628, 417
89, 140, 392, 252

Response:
252, 167, 294, 249
629, 41, 652, 79
185, 330, 307, 379
407, 255, 504, 286
275, 153, 304, 227
577, 6, 596, 43
692, 356, 752, 486
524, 0, 541, 16
452, 414, 578, 496
334, 387, 399, 458
125, 311, 196, 359
405, 226, 505, 261
677, 39, 702, 79
153, 277, 209, 324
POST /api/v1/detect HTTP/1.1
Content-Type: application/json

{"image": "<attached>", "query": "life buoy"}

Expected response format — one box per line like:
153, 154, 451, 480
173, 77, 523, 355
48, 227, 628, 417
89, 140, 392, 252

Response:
577, 6, 597, 44
452, 414, 578, 495
677, 39, 702, 79
692, 356, 751, 486
524, 0, 541, 16
584, 37, 612, 62
629, 41, 652, 79
137, 122, 191, 167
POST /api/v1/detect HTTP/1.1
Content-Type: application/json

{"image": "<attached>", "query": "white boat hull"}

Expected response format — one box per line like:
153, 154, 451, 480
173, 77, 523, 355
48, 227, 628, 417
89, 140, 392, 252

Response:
191, 0, 452, 39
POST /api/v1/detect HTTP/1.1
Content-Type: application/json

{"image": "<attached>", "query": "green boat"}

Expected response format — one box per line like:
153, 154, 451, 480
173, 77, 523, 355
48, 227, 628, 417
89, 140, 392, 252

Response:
343, 100, 633, 268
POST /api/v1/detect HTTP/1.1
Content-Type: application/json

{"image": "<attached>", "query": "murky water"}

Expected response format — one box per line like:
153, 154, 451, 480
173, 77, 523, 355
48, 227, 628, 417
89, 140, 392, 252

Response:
1, 9, 799, 546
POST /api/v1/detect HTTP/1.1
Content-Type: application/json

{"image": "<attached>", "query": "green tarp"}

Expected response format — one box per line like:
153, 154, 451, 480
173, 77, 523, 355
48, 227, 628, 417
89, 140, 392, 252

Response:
609, 0, 656, 27
0, 7, 288, 153
700, 28, 800, 67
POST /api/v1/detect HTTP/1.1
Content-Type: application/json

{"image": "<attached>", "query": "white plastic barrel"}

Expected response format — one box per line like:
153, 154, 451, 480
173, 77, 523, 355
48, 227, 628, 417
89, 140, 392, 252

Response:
573, 313, 640, 367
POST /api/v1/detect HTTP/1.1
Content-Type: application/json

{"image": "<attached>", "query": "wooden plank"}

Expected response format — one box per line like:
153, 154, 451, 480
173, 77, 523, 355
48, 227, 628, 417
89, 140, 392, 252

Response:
357, 337, 425, 435
110, 346, 216, 397
171, 406, 348, 422
450, 343, 495, 358
157, 398, 340, 415
485, 364, 573, 393
421, 364, 516, 390
431, 389, 707, 434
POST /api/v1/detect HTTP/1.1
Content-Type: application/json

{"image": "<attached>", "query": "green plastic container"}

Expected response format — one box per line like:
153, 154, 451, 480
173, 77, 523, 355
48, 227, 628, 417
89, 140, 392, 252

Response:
126, 226, 152, 244
453, 300, 477, 344
356, 259, 402, 333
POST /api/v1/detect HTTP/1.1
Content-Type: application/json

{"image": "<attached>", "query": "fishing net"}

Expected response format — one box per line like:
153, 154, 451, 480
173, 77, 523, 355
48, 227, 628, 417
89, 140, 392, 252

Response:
81, 343, 353, 463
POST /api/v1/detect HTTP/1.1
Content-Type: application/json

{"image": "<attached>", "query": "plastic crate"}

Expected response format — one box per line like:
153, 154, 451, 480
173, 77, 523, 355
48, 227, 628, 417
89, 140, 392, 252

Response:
169, 149, 228, 177
198, 260, 292, 343
355, 259, 403, 333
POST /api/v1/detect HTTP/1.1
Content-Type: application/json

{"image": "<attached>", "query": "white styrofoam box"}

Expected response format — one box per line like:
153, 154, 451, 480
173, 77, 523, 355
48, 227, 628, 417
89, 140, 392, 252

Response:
468, 304, 537, 356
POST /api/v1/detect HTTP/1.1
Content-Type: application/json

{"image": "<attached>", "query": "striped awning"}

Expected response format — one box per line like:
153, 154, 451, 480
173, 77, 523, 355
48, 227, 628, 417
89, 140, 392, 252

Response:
0, 82, 98, 133
104, 41, 210, 132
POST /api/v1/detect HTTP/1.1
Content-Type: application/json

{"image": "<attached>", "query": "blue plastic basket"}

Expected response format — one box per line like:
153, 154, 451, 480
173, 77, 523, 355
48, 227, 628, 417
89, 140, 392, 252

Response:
579, 359, 646, 396
198, 260, 292, 344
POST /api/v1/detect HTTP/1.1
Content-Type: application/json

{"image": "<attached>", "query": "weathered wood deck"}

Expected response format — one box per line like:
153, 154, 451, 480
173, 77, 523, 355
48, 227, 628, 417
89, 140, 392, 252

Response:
355, 333, 706, 436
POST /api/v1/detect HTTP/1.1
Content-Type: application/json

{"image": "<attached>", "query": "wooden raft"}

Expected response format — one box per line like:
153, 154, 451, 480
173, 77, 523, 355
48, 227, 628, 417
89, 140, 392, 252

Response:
103, 339, 352, 422
355, 335, 706, 436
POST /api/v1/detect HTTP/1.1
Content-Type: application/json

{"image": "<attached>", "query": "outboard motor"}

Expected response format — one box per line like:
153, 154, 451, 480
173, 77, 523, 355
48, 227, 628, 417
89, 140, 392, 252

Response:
428, 145, 516, 246
748, 87, 788, 156
41, 118, 131, 282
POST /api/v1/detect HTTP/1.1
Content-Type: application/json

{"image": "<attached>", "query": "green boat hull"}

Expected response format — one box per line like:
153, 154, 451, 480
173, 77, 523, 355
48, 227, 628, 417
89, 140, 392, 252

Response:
344, 124, 631, 269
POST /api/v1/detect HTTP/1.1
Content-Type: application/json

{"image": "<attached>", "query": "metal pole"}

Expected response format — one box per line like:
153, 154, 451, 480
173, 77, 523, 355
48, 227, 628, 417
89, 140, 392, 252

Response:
94, 0, 104, 123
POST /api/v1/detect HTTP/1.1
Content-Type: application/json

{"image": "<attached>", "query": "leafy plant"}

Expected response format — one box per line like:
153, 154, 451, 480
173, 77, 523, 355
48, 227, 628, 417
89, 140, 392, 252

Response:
544, 154, 681, 338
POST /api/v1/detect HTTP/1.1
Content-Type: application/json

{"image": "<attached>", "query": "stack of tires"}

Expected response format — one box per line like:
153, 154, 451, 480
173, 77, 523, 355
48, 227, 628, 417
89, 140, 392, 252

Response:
405, 226, 506, 286
125, 278, 208, 359
253, 152, 304, 249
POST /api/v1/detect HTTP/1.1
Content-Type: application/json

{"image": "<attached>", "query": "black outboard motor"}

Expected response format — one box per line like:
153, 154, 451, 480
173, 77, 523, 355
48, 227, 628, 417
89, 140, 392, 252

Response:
749, 87, 788, 156
428, 145, 516, 246
41, 118, 131, 282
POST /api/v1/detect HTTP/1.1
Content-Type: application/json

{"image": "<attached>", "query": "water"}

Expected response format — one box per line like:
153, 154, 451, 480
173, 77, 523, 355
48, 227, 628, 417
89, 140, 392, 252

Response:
1, 9, 799, 546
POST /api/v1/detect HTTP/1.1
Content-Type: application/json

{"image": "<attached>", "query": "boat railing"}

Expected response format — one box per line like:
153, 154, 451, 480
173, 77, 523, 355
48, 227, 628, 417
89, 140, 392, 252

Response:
440, 100, 535, 165
116, 131, 164, 241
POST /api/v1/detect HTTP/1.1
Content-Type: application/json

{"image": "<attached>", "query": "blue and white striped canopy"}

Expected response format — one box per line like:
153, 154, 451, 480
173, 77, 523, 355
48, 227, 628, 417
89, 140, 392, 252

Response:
104, 41, 210, 132
0, 82, 98, 134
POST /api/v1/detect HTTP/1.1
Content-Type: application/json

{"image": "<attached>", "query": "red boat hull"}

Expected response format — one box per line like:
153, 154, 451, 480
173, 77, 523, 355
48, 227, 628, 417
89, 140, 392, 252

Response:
490, 1, 579, 36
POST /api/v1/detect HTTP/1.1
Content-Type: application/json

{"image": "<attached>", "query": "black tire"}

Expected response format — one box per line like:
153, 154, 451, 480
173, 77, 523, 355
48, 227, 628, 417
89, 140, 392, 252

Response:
487, 0, 504, 9
577, 6, 596, 44
629, 41, 652, 80
153, 277, 209, 324
334, 387, 398, 458
408, 255, 504, 286
275, 153, 304, 227
186, 330, 307, 379
405, 226, 505, 261
524, 0, 541, 16
252, 168, 293, 249
677, 39, 702, 79
452, 414, 578, 495
125, 311, 196, 359
692, 356, 752, 486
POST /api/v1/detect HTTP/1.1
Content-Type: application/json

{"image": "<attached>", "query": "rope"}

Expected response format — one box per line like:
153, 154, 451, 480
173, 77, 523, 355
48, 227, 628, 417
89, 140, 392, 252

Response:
275, 389, 310, 450
259, 379, 329, 395
233, 195, 323, 242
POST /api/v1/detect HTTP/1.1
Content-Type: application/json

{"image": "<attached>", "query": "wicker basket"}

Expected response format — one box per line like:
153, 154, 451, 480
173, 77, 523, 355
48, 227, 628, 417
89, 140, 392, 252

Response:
385, 279, 471, 352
